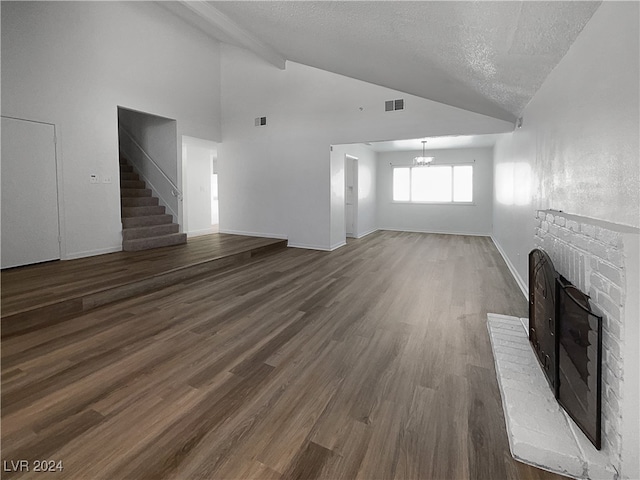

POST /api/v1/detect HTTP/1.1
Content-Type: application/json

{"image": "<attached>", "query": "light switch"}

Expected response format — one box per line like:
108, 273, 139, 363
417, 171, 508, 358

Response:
90, 174, 99, 184
102, 175, 112, 184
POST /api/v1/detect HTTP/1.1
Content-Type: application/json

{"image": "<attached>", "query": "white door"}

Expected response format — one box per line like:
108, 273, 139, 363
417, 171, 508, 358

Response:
345, 156, 357, 238
1, 116, 60, 268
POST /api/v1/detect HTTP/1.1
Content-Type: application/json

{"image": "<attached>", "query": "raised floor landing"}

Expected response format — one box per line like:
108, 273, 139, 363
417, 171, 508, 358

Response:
1, 234, 287, 337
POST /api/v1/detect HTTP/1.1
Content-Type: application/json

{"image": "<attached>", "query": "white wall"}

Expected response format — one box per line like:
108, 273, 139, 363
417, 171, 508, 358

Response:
183, 136, 217, 237
491, 3, 639, 478
492, 134, 536, 293
219, 44, 513, 250
493, 1, 639, 289
622, 232, 639, 480
119, 108, 178, 183
329, 144, 378, 248
1, 1, 221, 259
378, 147, 494, 235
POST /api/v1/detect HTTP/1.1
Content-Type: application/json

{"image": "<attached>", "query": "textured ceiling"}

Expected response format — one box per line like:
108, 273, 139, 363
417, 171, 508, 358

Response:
208, 1, 601, 122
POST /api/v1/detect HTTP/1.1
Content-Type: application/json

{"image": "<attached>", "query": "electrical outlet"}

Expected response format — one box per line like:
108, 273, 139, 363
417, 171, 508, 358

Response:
102, 175, 112, 184
90, 174, 99, 184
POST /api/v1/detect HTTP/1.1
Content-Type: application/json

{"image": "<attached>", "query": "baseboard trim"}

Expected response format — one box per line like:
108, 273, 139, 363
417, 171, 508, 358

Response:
63, 245, 122, 260
219, 228, 288, 240
356, 228, 379, 239
288, 242, 337, 252
378, 227, 491, 237
329, 241, 347, 251
187, 228, 218, 238
491, 236, 528, 300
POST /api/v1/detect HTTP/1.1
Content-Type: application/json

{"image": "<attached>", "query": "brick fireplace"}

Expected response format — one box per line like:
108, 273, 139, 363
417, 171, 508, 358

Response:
489, 209, 639, 479
535, 210, 628, 464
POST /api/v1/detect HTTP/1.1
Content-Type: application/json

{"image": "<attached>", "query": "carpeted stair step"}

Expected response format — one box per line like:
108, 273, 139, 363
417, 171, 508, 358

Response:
120, 172, 140, 181
121, 205, 165, 217
121, 197, 159, 207
118, 157, 185, 252
123, 233, 187, 252
122, 214, 173, 229
121, 179, 146, 189
120, 188, 151, 197
122, 223, 179, 241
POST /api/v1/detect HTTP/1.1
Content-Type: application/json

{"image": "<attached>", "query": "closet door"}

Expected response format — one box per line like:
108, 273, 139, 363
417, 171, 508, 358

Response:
2, 116, 60, 268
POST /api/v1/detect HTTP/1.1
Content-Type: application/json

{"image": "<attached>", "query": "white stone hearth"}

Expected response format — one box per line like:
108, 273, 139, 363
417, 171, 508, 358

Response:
487, 313, 616, 480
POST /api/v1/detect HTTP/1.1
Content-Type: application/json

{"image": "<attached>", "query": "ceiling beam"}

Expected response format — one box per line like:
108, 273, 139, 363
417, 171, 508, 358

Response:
179, 1, 286, 70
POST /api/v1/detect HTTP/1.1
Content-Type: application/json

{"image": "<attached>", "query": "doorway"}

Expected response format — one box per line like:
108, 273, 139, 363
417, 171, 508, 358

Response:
182, 136, 219, 237
117, 107, 180, 224
211, 154, 219, 233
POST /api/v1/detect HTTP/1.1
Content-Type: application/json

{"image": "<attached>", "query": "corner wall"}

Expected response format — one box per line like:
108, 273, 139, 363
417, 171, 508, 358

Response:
330, 144, 378, 249
491, 3, 639, 477
1, 1, 221, 259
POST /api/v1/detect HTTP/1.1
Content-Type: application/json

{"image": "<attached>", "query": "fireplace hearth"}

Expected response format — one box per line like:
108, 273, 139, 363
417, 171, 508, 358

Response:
487, 313, 614, 479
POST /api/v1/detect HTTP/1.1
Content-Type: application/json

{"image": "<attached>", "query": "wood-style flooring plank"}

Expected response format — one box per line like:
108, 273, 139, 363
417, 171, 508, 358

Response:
1, 231, 566, 480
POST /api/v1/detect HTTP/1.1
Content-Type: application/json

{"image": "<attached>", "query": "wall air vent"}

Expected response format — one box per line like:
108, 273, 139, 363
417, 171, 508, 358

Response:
385, 99, 404, 112
255, 116, 267, 126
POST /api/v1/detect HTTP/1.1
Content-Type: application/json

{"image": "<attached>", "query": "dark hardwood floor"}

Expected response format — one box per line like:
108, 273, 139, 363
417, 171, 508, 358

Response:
1, 234, 286, 335
1, 231, 564, 479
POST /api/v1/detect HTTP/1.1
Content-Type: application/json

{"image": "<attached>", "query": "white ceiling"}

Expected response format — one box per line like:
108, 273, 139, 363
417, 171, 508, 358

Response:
365, 133, 506, 153
206, 1, 601, 122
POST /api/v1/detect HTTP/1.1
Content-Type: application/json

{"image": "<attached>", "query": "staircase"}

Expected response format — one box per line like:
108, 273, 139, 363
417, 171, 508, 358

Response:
119, 157, 186, 251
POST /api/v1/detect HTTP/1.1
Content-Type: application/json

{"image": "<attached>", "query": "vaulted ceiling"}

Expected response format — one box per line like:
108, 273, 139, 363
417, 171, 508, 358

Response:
165, 1, 601, 123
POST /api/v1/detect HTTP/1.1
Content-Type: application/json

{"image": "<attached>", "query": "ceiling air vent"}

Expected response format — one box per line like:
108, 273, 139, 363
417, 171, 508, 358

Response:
385, 99, 404, 112
255, 116, 267, 126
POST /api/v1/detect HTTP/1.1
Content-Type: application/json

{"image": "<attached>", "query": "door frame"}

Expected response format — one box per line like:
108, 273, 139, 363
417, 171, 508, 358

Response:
181, 135, 219, 237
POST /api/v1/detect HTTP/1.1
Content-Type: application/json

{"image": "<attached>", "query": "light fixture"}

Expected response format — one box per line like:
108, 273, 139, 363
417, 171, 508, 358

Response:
413, 140, 434, 166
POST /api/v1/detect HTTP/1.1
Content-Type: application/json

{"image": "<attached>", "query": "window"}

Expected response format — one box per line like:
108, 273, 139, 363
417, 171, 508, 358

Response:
393, 165, 473, 203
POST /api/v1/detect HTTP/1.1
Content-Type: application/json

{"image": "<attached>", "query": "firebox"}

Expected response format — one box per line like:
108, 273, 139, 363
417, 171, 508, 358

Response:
528, 248, 603, 449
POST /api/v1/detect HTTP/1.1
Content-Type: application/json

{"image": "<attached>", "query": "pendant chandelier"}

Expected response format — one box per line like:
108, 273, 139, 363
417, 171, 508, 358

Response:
413, 140, 434, 167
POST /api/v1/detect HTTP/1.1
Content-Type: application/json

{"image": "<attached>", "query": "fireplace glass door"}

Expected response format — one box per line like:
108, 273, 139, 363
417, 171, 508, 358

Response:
529, 249, 558, 392
557, 276, 602, 449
